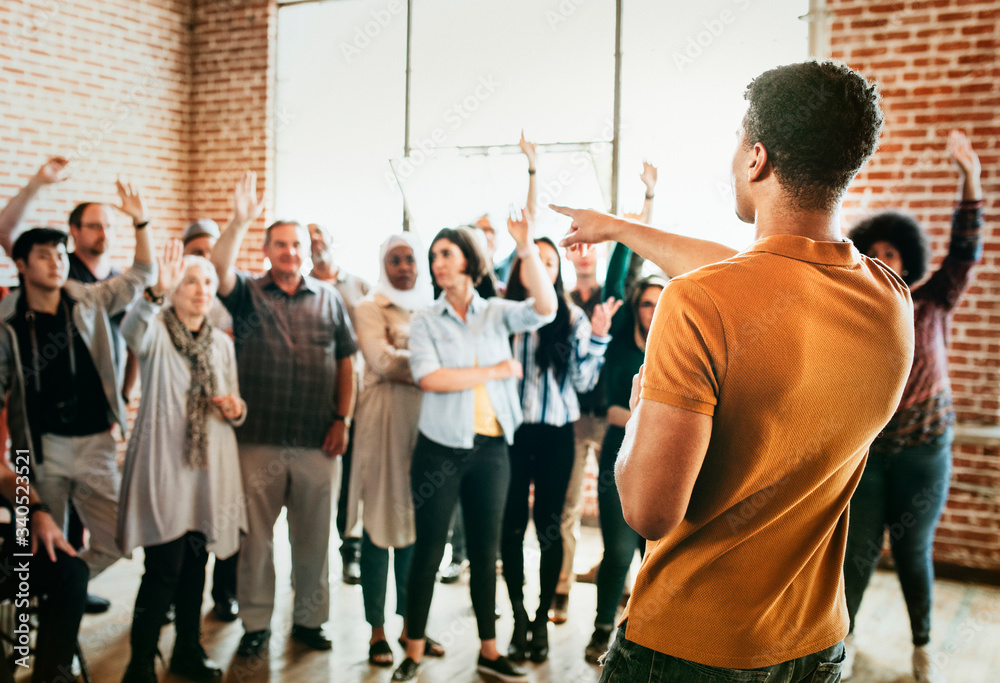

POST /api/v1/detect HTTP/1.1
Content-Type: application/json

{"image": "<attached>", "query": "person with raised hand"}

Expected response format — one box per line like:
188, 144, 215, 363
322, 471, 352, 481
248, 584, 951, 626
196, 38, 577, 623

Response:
118, 239, 246, 683
840, 129, 984, 683
500, 233, 619, 664
211, 170, 357, 659
0, 156, 71, 255
392, 211, 555, 683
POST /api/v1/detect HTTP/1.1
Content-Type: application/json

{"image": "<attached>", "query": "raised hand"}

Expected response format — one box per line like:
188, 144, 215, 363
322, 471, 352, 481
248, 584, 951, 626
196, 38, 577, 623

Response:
507, 204, 534, 250
947, 130, 982, 202
519, 130, 537, 169
231, 170, 266, 226
34, 157, 70, 186
153, 238, 185, 297
640, 162, 657, 193
552, 204, 617, 249
116, 178, 147, 225
591, 297, 623, 338
212, 394, 244, 421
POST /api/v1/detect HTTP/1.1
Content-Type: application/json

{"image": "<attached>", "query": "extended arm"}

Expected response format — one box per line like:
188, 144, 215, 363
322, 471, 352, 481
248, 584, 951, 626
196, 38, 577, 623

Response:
508, 209, 557, 316
554, 207, 738, 278
639, 162, 657, 224
213, 171, 266, 297
418, 362, 521, 393
0, 157, 70, 255
520, 131, 538, 219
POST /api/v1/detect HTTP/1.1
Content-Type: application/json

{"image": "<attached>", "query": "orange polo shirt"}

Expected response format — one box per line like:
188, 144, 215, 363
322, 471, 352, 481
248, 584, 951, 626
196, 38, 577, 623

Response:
623, 234, 914, 669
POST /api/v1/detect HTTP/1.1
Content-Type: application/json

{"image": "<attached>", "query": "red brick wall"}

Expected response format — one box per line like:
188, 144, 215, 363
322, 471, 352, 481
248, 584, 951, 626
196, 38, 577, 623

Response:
828, 0, 1000, 572
0, 0, 193, 277
189, 0, 276, 272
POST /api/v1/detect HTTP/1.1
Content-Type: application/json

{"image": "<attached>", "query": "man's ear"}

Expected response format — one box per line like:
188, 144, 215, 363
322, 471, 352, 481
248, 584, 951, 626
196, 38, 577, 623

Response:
747, 142, 770, 183
14, 258, 27, 276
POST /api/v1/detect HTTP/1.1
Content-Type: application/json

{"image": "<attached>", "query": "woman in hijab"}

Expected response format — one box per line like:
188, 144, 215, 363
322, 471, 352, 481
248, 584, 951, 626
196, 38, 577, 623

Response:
347, 233, 443, 669
118, 240, 247, 683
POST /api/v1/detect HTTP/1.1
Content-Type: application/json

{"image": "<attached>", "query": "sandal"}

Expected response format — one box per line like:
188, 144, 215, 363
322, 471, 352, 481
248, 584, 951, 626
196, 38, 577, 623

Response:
397, 635, 446, 658
369, 639, 394, 667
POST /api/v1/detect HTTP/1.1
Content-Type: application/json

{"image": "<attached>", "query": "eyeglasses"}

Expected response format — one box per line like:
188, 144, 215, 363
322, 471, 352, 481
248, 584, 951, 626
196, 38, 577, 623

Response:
80, 222, 109, 231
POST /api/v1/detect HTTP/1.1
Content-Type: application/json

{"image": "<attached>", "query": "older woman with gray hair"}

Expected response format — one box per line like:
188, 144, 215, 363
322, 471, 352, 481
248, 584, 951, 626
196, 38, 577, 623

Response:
118, 240, 247, 683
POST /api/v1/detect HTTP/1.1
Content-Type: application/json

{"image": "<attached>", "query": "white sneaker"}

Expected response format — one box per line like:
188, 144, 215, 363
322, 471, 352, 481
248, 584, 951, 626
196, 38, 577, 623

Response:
913, 644, 948, 683
842, 634, 856, 680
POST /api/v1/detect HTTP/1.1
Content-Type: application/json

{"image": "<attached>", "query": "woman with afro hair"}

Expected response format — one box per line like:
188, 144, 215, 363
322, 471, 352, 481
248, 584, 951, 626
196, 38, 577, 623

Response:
842, 129, 984, 683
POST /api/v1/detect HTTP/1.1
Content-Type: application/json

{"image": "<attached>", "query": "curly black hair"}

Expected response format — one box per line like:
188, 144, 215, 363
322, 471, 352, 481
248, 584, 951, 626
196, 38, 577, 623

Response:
742, 60, 884, 212
847, 212, 929, 286
504, 237, 572, 380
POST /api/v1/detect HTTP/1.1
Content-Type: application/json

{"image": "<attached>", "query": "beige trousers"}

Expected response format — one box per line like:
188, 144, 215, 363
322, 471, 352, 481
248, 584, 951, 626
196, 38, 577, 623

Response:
556, 415, 605, 595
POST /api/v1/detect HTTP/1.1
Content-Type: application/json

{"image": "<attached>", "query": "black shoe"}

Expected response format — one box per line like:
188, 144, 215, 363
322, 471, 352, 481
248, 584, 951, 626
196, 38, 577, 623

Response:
342, 559, 362, 585
85, 593, 111, 614
236, 629, 270, 658
584, 626, 612, 665
212, 597, 238, 622
477, 654, 527, 682
548, 592, 569, 624
528, 619, 549, 663
170, 641, 223, 682
438, 560, 464, 584
507, 606, 529, 662
391, 656, 420, 681
121, 657, 157, 683
290, 624, 332, 651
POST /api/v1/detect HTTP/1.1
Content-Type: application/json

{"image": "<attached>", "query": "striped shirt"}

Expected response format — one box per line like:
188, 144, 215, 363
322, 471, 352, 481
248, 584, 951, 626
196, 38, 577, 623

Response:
513, 304, 609, 427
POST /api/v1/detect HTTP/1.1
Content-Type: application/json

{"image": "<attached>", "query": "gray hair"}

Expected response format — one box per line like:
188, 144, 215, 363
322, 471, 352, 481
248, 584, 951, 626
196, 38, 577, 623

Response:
169, 255, 220, 298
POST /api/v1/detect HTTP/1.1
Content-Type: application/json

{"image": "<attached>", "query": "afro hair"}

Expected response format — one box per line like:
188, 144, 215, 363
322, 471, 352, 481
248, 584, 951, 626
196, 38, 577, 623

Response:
847, 212, 929, 286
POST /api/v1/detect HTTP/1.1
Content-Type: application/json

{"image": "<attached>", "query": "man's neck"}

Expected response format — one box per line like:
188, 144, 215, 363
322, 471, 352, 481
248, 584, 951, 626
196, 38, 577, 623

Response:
753, 203, 844, 243
311, 262, 339, 283
574, 272, 599, 300
24, 285, 62, 315
73, 250, 111, 280
270, 269, 303, 295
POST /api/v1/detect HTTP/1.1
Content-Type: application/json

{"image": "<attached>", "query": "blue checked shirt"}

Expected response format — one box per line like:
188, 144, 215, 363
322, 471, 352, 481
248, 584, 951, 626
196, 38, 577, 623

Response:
409, 292, 554, 449
513, 304, 609, 427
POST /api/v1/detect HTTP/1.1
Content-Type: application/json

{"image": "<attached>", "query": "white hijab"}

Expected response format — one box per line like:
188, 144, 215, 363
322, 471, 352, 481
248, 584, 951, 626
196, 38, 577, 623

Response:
373, 233, 433, 312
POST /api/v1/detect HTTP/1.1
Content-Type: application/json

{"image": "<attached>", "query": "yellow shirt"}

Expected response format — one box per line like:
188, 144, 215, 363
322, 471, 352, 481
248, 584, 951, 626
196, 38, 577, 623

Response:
473, 359, 503, 437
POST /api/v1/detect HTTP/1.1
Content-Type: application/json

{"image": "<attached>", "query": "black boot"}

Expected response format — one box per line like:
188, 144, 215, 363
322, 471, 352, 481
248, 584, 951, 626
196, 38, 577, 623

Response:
508, 604, 530, 662
528, 617, 549, 663
121, 656, 158, 683
169, 639, 223, 682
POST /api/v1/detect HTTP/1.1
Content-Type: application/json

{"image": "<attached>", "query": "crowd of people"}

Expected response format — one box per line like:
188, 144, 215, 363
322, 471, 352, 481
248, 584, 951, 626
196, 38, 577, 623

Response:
0, 58, 985, 683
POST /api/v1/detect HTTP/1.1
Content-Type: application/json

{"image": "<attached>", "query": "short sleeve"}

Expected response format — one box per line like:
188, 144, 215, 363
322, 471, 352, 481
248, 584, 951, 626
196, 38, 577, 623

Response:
499, 298, 555, 335
220, 271, 252, 318
331, 292, 358, 359
408, 312, 442, 383
640, 278, 726, 416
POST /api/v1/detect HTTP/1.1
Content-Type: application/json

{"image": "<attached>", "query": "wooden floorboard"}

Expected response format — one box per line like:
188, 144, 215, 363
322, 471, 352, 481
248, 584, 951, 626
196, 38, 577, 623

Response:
64, 515, 998, 682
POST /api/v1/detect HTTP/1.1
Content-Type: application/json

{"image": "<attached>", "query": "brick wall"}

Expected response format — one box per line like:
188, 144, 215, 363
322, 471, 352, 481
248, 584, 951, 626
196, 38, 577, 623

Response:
0, 0, 193, 278
828, 0, 1000, 572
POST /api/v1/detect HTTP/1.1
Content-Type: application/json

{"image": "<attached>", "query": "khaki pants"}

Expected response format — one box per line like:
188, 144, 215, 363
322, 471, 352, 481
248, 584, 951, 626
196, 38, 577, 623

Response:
556, 415, 605, 595
35, 431, 122, 579
237, 443, 339, 632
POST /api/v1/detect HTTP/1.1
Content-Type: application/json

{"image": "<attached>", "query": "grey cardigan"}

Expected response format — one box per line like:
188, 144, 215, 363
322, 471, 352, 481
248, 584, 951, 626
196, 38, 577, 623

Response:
0, 261, 156, 474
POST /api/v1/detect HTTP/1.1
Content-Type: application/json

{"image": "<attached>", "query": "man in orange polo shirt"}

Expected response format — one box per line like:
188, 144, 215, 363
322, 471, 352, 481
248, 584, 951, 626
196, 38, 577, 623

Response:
554, 60, 914, 681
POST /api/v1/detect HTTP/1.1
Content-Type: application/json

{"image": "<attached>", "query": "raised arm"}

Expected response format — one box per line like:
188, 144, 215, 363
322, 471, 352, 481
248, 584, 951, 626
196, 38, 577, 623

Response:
213, 171, 266, 297
520, 131, 538, 219
115, 179, 153, 267
554, 206, 738, 278
0, 157, 71, 255
508, 208, 557, 316
950, 128, 983, 203
638, 162, 657, 224
122, 240, 183, 355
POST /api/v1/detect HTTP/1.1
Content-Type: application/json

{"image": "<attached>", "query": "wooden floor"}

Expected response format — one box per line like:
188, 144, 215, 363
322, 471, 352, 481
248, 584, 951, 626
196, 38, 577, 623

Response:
68, 517, 999, 683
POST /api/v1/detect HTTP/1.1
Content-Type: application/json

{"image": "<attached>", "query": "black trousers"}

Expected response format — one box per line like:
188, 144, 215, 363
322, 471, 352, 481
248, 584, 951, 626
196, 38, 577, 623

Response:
336, 423, 361, 559
500, 422, 575, 622
0, 548, 88, 683
130, 531, 209, 660
211, 550, 238, 606
405, 433, 509, 641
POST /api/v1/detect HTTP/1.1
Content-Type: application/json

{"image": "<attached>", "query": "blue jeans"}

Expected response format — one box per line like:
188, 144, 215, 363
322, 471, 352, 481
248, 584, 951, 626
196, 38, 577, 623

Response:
600, 622, 845, 682
843, 427, 952, 646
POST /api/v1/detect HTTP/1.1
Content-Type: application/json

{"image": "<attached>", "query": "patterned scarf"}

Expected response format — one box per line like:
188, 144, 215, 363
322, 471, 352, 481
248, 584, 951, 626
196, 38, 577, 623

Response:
163, 307, 217, 469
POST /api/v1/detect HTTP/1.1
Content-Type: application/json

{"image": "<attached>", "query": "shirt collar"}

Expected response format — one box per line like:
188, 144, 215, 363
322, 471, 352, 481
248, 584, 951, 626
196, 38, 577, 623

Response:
432, 290, 486, 320
263, 271, 318, 295
742, 234, 861, 267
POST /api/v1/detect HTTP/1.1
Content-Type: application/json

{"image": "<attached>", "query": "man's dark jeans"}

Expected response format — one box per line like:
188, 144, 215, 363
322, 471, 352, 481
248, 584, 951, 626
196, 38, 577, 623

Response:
600, 621, 845, 682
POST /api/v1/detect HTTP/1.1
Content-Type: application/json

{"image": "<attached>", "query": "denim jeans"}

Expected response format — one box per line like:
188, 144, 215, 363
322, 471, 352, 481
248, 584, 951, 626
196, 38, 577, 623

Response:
600, 622, 845, 682
843, 427, 953, 646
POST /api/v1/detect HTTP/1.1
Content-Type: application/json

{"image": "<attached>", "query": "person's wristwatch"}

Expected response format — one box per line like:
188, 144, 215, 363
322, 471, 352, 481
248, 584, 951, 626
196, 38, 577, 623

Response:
334, 414, 352, 428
